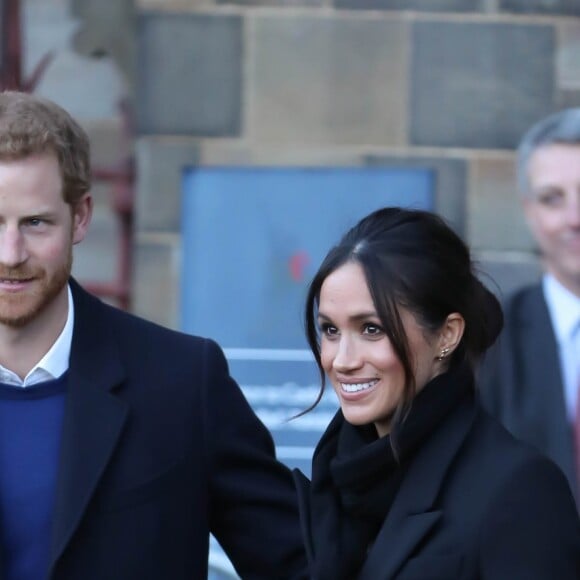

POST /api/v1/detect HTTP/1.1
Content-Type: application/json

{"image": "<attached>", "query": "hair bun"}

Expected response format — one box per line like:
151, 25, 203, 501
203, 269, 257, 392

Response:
471, 277, 503, 351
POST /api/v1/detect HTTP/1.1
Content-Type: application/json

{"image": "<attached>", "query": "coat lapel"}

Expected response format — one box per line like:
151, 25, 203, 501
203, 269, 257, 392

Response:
515, 287, 575, 487
357, 399, 477, 580
48, 281, 128, 572
292, 469, 316, 566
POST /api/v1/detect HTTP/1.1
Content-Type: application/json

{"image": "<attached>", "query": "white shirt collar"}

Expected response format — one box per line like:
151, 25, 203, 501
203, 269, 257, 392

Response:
0, 285, 74, 387
543, 274, 580, 343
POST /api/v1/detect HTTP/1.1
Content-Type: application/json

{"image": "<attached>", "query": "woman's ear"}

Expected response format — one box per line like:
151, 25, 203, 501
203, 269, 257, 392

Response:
436, 313, 465, 360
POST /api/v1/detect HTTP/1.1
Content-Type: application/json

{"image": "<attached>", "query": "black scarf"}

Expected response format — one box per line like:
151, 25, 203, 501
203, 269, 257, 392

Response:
308, 363, 474, 580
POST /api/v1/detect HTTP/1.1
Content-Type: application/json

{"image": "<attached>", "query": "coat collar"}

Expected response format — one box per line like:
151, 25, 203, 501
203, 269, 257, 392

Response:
294, 393, 478, 580
356, 398, 478, 580
48, 279, 129, 574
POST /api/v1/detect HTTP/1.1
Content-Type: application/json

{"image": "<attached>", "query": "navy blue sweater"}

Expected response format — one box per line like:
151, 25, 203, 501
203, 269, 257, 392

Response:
0, 374, 68, 580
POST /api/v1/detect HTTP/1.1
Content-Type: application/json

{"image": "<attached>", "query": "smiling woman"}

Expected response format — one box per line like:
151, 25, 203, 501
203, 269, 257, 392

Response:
293, 207, 580, 580
317, 261, 462, 439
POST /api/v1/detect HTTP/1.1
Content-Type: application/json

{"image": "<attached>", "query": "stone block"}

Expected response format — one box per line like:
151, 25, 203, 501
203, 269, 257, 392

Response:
249, 15, 408, 146
364, 154, 467, 236
135, 137, 201, 232
199, 143, 365, 166
469, 156, 535, 251
475, 252, 542, 300
555, 89, 580, 110
557, 22, 580, 91
335, 0, 482, 11
84, 119, 127, 169
132, 238, 181, 328
137, 0, 214, 7
72, 204, 120, 285
411, 21, 555, 149
220, 0, 322, 5
500, 0, 580, 16
137, 13, 242, 136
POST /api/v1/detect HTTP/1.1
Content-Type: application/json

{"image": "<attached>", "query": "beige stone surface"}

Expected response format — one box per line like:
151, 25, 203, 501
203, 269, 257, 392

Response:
468, 155, 535, 252
72, 204, 120, 285
136, 0, 214, 8
199, 142, 366, 166
248, 14, 409, 146
132, 237, 181, 327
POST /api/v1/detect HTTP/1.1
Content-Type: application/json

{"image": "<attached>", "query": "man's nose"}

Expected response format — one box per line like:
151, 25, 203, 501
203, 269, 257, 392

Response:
0, 226, 27, 268
566, 192, 580, 228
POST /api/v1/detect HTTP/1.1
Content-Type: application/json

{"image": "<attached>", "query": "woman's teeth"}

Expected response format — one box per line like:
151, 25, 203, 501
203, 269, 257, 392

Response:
340, 380, 378, 393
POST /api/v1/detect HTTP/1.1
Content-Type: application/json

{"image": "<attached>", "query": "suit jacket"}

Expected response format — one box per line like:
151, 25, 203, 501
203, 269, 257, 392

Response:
478, 284, 577, 501
294, 397, 580, 579
29, 280, 307, 580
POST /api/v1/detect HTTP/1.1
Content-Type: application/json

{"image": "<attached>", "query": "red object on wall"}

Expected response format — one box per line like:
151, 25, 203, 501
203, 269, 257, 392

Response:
289, 251, 310, 282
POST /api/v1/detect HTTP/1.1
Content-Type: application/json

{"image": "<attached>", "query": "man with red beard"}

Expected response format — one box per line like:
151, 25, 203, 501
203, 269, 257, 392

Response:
0, 91, 307, 580
480, 109, 580, 511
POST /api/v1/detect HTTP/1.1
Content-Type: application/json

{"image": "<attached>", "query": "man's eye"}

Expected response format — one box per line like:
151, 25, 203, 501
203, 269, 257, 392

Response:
536, 190, 563, 206
27, 218, 44, 226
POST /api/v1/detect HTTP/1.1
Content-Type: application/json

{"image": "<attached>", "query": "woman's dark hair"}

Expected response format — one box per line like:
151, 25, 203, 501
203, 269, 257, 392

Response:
304, 207, 503, 428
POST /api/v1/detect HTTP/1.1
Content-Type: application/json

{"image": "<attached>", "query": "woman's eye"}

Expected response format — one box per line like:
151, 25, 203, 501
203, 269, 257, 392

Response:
363, 324, 383, 336
319, 323, 338, 337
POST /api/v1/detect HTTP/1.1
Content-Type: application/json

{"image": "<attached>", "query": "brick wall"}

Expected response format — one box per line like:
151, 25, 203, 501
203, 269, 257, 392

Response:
133, 0, 580, 327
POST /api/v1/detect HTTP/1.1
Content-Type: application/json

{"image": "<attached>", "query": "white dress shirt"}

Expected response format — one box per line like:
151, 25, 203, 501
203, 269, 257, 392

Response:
543, 274, 580, 421
0, 285, 74, 387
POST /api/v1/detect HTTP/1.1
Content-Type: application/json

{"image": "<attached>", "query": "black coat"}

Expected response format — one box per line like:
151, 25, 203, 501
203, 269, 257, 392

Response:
478, 284, 577, 503
294, 394, 580, 579
35, 280, 307, 580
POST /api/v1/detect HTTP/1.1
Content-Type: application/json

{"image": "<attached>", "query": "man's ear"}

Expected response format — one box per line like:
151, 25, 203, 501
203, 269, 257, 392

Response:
72, 194, 93, 245
521, 195, 537, 230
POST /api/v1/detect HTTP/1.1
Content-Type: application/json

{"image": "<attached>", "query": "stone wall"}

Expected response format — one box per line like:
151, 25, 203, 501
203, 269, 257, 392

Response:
133, 0, 580, 328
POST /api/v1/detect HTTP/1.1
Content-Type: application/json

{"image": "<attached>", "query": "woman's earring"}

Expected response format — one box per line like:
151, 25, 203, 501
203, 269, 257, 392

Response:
436, 347, 450, 361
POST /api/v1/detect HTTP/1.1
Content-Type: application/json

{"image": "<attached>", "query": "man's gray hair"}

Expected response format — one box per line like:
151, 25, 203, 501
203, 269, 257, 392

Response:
517, 108, 580, 197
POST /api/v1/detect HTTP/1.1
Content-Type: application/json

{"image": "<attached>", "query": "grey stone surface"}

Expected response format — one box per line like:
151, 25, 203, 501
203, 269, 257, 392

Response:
557, 22, 580, 91
364, 154, 467, 237
411, 21, 555, 149
132, 239, 180, 328
249, 16, 408, 146
500, 0, 580, 15
335, 0, 483, 11
475, 252, 542, 300
70, 0, 136, 88
137, 13, 242, 136
555, 90, 580, 110
136, 138, 201, 232
469, 156, 535, 251
25, 0, 127, 121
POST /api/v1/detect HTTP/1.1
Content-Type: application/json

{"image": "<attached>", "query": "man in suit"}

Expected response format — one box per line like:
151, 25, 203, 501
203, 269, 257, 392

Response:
0, 90, 307, 579
479, 108, 580, 508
